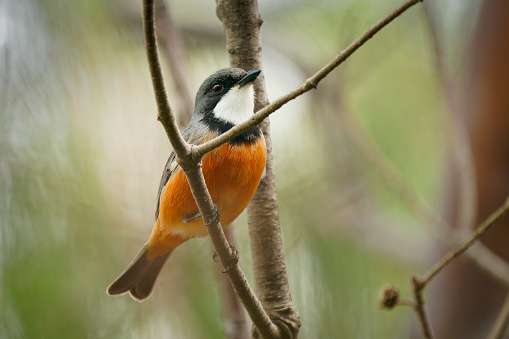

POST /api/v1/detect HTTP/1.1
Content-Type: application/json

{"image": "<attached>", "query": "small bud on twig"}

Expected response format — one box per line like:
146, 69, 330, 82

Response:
379, 285, 400, 310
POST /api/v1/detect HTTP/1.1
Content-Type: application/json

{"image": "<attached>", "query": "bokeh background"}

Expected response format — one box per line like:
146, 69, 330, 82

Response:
2, 0, 506, 338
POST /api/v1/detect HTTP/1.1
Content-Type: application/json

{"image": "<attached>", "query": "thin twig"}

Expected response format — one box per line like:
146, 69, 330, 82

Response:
339, 84, 509, 338
409, 197, 509, 339
412, 276, 435, 339
194, 0, 424, 158
487, 291, 509, 339
217, 227, 250, 339
398, 299, 417, 308
420, 196, 509, 285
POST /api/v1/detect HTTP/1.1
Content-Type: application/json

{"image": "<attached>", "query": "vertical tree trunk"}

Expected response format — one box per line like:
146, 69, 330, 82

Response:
216, 1, 301, 337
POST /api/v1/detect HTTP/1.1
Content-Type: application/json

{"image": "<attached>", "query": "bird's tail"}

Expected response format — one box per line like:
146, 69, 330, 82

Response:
107, 245, 171, 302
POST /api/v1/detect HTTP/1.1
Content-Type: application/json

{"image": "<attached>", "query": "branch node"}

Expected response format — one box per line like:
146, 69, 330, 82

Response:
412, 275, 425, 292
190, 144, 203, 163
213, 240, 239, 273
305, 79, 318, 90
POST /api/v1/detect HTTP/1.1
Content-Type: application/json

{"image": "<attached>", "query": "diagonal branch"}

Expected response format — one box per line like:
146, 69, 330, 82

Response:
419, 196, 509, 286
412, 276, 435, 339
409, 196, 509, 338
195, 0, 424, 158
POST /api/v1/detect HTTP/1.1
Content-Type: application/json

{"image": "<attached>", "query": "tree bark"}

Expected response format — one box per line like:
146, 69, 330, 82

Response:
215, 1, 301, 337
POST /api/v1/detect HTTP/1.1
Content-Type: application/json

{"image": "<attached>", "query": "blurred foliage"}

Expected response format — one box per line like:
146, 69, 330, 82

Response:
0, 0, 481, 338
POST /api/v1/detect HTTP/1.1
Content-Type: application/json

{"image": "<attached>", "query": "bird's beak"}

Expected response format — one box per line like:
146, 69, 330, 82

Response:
237, 69, 261, 88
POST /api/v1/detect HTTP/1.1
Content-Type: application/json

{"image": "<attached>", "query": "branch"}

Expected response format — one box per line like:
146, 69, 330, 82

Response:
408, 196, 509, 338
419, 196, 509, 285
217, 228, 250, 339
342, 102, 509, 337
412, 277, 435, 339
195, 0, 424, 158
142, 0, 277, 336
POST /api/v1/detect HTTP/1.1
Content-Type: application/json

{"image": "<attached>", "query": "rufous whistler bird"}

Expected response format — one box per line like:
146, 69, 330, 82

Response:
107, 68, 266, 302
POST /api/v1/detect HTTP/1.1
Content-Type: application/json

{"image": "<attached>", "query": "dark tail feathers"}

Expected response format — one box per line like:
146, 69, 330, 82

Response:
107, 245, 171, 302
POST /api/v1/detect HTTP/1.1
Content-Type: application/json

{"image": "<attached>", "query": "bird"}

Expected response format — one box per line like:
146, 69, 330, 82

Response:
107, 68, 266, 302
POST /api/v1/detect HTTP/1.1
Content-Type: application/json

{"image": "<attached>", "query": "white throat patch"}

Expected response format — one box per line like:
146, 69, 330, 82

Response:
212, 84, 255, 125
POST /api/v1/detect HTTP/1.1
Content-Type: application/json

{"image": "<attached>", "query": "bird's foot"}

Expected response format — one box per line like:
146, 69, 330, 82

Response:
203, 204, 220, 227
212, 241, 239, 273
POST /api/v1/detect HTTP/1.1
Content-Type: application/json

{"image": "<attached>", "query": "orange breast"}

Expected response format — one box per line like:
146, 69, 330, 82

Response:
203, 138, 267, 227
151, 135, 266, 254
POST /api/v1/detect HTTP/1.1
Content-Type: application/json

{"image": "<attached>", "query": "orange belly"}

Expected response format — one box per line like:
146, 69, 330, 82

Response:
148, 137, 266, 257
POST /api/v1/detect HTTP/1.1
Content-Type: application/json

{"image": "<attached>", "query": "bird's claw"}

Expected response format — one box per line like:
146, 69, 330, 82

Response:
203, 204, 220, 227
212, 241, 239, 273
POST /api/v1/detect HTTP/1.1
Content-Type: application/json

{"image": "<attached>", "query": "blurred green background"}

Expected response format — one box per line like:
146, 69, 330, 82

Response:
0, 0, 481, 338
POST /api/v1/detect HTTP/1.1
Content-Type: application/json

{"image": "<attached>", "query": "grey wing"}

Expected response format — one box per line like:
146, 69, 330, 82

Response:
154, 151, 178, 220
154, 121, 209, 220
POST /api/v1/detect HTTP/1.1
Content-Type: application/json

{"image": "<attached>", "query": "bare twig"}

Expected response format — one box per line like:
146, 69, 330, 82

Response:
412, 277, 435, 339
196, 0, 424, 158
420, 196, 509, 285
487, 291, 509, 339
340, 85, 509, 338
409, 197, 509, 338
217, 227, 250, 339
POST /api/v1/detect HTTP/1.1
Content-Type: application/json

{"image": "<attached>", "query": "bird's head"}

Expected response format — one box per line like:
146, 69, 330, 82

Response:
194, 68, 261, 126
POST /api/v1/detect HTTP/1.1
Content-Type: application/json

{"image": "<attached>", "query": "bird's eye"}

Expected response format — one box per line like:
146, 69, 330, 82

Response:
212, 84, 223, 93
